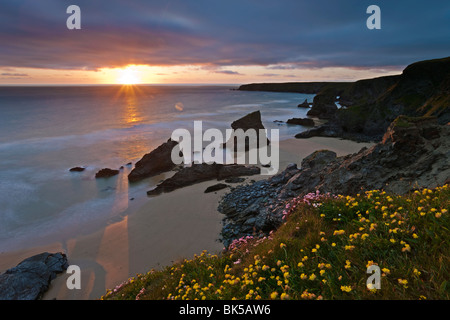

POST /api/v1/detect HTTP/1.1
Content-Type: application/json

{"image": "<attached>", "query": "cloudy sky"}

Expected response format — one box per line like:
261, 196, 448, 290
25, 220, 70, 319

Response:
0, 0, 449, 84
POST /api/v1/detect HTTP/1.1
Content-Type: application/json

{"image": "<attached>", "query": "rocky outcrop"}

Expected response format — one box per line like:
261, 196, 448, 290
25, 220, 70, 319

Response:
128, 139, 181, 182
239, 57, 450, 142
307, 87, 339, 119
286, 118, 315, 126
69, 167, 85, 172
95, 168, 120, 178
147, 163, 260, 196
0, 252, 68, 300
297, 99, 311, 108
224, 110, 270, 151
218, 117, 449, 247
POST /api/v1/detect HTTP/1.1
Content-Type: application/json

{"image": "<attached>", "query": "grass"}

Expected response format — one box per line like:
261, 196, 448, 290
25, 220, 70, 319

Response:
102, 185, 449, 300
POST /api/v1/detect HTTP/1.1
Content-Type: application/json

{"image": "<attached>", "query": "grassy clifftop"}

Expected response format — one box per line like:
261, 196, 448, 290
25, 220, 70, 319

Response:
102, 184, 449, 300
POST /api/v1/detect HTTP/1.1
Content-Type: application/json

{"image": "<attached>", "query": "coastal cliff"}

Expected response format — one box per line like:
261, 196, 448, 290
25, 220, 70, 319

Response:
240, 56, 450, 142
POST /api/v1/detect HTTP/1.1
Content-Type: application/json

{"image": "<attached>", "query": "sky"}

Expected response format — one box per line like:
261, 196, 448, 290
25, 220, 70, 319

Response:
0, 0, 449, 85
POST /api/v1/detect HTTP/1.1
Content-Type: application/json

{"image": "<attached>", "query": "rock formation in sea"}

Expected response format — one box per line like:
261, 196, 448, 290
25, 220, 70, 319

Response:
128, 139, 181, 182
95, 168, 120, 178
223, 110, 270, 151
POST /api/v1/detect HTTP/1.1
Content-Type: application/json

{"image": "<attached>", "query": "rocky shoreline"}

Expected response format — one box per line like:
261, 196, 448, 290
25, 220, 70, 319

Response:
218, 116, 450, 247
240, 56, 450, 143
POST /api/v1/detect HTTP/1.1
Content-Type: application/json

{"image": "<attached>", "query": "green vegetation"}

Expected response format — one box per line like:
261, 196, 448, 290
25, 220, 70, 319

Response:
102, 185, 449, 300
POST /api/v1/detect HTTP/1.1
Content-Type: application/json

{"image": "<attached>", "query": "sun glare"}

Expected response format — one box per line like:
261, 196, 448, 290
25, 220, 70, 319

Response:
117, 66, 141, 85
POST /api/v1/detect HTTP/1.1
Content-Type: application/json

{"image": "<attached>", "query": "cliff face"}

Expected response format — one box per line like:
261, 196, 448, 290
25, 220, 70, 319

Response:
334, 56, 450, 141
239, 56, 450, 142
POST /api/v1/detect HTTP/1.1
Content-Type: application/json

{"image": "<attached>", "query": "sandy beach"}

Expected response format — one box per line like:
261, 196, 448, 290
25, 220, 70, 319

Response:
0, 137, 373, 300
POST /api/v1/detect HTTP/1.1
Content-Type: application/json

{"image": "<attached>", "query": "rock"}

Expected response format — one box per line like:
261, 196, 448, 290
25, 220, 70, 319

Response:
69, 167, 85, 172
286, 118, 315, 126
297, 99, 310, 108
224, 110, 270, 151
307, 88, 338, 119
147, 163, 260, 196
0, 252, 68, 300
95, 168, 119, 178
128, 139, 181, 182
218, 116, 450, 247
204, 183, 229, 193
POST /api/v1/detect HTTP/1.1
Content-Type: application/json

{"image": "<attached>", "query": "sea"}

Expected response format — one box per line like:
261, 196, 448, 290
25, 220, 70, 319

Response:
0, 85, 315, 253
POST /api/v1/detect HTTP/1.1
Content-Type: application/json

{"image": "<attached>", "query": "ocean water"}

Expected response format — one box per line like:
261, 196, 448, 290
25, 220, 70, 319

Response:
0, 85, 314, 252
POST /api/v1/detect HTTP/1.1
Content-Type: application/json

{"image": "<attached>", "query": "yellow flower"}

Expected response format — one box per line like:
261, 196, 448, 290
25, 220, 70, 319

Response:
413, 269, 421, 277
309, 273, 316, 280
270, 292, 278, 299
300, 273, 307, 280
435, 212, 442, 218
297, 262, 304, 268
340, 285, 352, 292
333, 230, 345, 236
382, 268, 390, 275
345, 245, 355, 251
280, 243, 286, 249
280, 293, 290, 300
320, 270, 326, 276
398, 279, 408, 288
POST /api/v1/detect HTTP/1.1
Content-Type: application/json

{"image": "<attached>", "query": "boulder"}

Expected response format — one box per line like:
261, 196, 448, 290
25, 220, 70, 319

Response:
95, 168, 119, 178
69, 166, 85, 172
128, 139, 181, 182
0, 252, 68, 300
204, 183, 229, 193
286, 118, 315, 126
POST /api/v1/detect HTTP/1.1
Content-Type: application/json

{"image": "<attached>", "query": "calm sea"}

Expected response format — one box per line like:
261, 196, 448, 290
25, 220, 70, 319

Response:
0, 85, 314, 252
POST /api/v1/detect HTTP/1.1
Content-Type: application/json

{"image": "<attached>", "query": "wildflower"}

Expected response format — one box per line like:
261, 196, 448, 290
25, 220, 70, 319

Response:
398, 279, 408, 288
300, 273, 307, 280
297, 262, 304, 268
280, 243, 286, 249
435, 211, 442, 218
320, 270, 326, 276
332, 242, 336, 247
361, 233, 369, 240
270, 292, 278, 299
309, 273, 317, 281
381, 268, 390, 275
340, 285, 352, 292
413, 269, 421, 277
401, 244, 411, 252
280, 293, 290, 300
333, 230, 345, 236
344, 245, 355, 251
345, 260, 351, 269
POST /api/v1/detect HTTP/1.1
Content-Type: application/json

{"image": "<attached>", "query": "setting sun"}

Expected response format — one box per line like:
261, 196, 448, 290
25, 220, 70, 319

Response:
117, 66, 141, 85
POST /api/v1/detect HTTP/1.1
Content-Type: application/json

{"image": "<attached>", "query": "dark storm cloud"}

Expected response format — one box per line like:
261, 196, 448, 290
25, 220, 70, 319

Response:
0, 0, 449, 70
